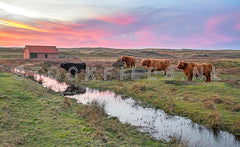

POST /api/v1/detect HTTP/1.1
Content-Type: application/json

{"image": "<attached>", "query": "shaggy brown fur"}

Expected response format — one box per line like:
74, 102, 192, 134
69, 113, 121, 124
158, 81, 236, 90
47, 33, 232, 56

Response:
141, 58, 170, 75
177, 60, 213, 82
121, 56, 136, 68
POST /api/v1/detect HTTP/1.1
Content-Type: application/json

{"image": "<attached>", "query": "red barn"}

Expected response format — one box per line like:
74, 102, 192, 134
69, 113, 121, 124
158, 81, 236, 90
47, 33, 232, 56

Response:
23, 45, 59, 59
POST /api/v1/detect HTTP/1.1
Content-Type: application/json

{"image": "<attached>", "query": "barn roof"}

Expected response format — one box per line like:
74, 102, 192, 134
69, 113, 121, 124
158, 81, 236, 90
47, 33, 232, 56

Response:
25, 45, 59, 54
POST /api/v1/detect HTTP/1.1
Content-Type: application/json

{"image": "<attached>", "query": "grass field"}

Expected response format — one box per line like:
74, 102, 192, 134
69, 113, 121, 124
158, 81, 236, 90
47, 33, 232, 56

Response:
0, 72, 176, 146
0, 47, 239, 143
80, 71, 240, 135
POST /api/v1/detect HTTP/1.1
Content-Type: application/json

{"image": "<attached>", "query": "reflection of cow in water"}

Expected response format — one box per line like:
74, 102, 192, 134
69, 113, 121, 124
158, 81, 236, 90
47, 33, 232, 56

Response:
60, 62, 86, 76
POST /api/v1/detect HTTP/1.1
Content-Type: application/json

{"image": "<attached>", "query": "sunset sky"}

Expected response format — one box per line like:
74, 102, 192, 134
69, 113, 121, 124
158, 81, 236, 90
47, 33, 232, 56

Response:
0, 0, 240, 49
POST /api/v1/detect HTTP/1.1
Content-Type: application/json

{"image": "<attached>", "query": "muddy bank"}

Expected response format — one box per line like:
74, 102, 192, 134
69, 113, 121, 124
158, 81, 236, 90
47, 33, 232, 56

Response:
63, 84, 86, 96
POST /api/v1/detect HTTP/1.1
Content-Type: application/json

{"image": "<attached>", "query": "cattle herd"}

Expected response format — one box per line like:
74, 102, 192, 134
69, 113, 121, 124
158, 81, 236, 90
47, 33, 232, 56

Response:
60, 55, 213, 82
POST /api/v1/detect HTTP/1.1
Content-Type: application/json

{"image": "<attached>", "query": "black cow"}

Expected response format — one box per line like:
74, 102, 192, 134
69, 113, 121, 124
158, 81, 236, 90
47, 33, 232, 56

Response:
60, 62, 86, 76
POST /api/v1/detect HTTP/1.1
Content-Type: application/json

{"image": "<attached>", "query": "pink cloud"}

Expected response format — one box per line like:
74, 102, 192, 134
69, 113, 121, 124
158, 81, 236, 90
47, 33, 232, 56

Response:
0, 20, 111, 47
204, 11, 240, 45
235, 20, 240, 30
205, 14, 232, 43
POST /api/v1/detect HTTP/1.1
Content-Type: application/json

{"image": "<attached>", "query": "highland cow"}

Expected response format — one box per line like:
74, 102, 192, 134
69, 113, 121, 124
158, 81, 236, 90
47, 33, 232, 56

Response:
121, 56, 136, 68
177, 60, 212, 82
60, 62, 86, 77
141, 58, 170, 75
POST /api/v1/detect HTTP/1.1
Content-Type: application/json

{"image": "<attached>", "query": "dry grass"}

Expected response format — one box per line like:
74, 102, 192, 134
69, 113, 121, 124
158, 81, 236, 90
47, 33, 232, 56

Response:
232, 104, 240, 112
201, 95, 223, 110
232, 121, 240, 135
182, 95, 193, 102
63, 98, 71, 108
131, 83, 146, 92
76, 101, 106, 126
224, 97, 235, 110
164, 101, 175, 113
210, 95, 223, 104
207, 111, 222, 129
202, 101, 216, 110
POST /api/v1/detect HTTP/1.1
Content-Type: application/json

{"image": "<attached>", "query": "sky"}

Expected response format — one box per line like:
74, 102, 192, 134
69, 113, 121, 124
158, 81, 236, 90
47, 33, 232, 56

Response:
0, 0, 240, 49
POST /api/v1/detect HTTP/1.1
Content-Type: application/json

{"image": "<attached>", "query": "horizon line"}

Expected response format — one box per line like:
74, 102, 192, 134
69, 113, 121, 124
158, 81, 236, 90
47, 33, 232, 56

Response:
0, 46, 239, 50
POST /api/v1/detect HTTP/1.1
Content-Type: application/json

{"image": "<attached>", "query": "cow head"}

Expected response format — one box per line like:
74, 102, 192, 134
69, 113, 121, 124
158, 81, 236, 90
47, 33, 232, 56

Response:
141, 58, 150, 66
60, 62, 66, 68
177, 60, 188, 69
121, 56, 126, 62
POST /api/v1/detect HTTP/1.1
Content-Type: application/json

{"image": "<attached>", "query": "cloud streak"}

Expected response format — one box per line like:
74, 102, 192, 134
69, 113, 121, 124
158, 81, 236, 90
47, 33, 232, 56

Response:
0, 0, 239, 49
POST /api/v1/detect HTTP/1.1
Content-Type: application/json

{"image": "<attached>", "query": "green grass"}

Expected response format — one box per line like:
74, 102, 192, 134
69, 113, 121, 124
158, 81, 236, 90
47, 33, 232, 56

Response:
0, 72, 174, 146
80, 71, 240, 136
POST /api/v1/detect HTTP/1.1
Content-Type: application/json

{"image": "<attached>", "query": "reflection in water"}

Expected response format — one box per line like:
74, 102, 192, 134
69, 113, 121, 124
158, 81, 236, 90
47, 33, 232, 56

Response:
68, 88, 239, 147
35, 74, 68, 92
13, 69, 240, 147
13, 68, 68, 92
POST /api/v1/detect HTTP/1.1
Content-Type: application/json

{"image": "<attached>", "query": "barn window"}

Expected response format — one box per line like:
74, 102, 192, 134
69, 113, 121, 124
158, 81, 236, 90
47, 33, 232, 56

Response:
45, 54, 48, 58
30, 53, 37, 58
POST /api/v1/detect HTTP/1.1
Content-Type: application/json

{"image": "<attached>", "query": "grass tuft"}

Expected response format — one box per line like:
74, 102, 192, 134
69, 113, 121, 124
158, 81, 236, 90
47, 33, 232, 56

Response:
63, 97, 71, 108
207, 111, 222, 129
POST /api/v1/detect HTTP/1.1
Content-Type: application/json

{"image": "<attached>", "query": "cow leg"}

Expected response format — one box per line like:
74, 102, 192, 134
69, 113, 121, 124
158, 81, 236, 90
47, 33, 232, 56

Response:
206, 74, 211, 82
164, 71, 166, 76
188, 74, 192, 81
205, 75, 208, 82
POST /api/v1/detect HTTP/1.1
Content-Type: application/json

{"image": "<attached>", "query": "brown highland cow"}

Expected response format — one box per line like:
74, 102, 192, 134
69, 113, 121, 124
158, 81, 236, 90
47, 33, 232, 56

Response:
141, 58, 170, 75
177, 60, 212, 82
121, 56, 136, 68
